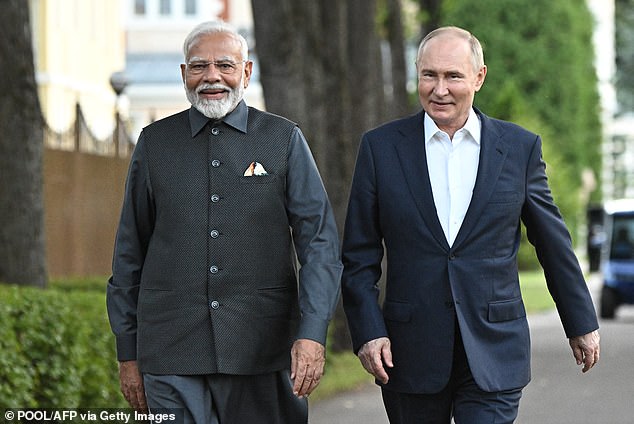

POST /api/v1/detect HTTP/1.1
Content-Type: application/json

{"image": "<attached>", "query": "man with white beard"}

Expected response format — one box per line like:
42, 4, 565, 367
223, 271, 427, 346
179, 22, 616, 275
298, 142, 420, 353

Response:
107, 21, 342, 424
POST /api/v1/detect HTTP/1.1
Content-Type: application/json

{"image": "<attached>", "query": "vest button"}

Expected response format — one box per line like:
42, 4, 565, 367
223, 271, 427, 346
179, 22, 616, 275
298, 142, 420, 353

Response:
210, 300, 220, 309
210, 265, 219, 274
211, 194, 220, 203
211, 159, 221, 167
211, 127, 220, 136
210, 229, 219, 238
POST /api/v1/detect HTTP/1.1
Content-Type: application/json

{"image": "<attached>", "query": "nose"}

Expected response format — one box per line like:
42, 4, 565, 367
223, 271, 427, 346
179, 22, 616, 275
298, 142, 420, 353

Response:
433, 77, 449, 96
201, 63, 222, 81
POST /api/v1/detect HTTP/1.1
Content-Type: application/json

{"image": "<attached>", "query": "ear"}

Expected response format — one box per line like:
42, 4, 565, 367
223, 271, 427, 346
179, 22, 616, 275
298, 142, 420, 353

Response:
180, 63, 187, 84
474, 65, 487, 92
243, 60, 253, 88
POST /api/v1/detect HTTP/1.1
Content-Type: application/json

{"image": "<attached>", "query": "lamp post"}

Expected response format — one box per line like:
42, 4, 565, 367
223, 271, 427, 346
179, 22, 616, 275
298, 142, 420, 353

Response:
109, 71, 128, 157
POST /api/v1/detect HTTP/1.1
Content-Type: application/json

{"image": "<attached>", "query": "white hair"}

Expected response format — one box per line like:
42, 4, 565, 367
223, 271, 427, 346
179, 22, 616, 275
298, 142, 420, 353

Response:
182, 21, 249, 61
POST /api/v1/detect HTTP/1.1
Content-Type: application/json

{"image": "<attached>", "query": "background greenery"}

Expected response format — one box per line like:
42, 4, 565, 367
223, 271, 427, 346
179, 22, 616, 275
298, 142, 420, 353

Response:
0, 272, 556, 406
441, 0, 602, 265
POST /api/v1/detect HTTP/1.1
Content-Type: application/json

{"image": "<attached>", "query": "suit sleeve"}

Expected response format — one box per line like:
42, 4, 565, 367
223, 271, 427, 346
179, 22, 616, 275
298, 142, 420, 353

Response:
285, 127, 343, 346
521, 136, 599, 338
341, 135, 389, 353
106, 133, 155, 361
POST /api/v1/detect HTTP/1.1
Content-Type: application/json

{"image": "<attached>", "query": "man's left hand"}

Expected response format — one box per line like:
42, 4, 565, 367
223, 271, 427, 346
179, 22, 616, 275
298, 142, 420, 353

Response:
290, 339, 326, 398
569, 330, 600, 373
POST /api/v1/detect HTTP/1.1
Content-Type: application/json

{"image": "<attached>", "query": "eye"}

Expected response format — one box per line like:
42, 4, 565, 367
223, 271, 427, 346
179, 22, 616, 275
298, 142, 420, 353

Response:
216, 62, 236, 71
190, 63, 207, 72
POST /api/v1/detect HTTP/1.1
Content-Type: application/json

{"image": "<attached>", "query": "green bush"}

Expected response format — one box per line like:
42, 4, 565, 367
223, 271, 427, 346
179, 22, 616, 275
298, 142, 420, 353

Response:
0, 282, 126, 409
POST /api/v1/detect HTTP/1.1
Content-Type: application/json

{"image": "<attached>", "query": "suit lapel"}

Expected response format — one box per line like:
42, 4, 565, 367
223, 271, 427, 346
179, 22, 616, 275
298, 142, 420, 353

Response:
452, 110, 509, 249
393, 112, 450, 251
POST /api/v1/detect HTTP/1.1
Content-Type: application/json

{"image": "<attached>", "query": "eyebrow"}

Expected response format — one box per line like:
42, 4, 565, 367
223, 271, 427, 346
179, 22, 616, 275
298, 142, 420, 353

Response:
188, 55, 236, 62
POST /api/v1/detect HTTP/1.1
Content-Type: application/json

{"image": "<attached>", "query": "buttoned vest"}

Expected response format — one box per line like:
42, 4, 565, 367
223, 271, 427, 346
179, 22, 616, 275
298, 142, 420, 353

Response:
136, 107, 300, 375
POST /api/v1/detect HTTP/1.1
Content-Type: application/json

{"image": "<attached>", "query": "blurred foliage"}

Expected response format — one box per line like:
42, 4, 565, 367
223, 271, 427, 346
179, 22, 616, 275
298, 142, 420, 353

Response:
441, 0, 603, 239
616, 0, 634, 112
0, 281, 127, 409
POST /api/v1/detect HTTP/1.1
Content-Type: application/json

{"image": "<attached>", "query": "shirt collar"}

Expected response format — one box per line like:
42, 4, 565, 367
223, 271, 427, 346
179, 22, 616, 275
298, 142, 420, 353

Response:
424, 108, 481, 145
189, 99, 249, 137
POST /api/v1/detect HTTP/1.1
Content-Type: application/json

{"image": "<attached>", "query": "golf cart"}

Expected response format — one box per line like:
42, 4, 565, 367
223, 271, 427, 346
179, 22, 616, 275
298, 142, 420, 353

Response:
600, 199, 634, 319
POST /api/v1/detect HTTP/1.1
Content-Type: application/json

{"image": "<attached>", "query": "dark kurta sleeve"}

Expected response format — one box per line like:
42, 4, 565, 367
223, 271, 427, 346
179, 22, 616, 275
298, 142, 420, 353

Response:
106, 133, 155, 361
285, 127, 343, 345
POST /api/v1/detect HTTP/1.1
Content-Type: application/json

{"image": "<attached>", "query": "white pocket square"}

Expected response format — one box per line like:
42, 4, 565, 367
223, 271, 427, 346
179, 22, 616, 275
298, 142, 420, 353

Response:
244, 161, 269, 176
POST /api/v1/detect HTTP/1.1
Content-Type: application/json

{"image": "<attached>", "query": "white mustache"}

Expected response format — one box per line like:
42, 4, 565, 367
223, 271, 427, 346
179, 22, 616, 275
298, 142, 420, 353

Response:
196, 83, 231, 93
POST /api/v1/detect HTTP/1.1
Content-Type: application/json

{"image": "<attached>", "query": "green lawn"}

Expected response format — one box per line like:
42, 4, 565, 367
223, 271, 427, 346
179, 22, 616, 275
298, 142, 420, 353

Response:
314, 270, 557, 401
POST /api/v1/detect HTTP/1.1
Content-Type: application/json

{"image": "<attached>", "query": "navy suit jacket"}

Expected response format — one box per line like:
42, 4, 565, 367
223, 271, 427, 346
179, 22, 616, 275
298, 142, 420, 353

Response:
341, 109, 599, 394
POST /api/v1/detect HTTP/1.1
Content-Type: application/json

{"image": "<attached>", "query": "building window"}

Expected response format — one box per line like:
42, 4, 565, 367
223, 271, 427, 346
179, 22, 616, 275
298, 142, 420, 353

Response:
134, 0, 146, 15
185, 0, 197, 15
160, 0, 171, 15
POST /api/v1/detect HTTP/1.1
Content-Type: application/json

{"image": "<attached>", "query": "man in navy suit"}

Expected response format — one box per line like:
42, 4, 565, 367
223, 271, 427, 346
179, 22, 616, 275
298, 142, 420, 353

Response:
341, 26, 600, 423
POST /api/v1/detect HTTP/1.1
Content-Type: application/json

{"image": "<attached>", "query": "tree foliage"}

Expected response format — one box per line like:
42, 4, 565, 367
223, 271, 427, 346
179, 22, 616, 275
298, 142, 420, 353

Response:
441, 0, 602, 239
616, 0, 634, 112
0, 0, 47, 286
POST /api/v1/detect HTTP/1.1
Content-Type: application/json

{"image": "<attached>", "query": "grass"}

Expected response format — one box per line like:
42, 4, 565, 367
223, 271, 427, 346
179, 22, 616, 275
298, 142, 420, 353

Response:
311, 351, 372, 402
519, 270, 556, 313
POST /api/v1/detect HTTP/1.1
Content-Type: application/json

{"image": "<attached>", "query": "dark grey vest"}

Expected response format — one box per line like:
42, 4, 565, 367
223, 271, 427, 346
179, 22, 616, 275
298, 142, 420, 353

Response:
137, 107, 299, 375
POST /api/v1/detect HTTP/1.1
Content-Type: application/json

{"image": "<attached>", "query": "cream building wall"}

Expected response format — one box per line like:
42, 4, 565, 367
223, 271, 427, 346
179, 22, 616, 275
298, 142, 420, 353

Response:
122, 0, 263, 140
30, 0, 126, 140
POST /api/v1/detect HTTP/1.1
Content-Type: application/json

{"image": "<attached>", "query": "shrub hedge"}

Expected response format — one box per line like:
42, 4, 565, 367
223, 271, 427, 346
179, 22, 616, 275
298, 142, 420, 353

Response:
0, 281, 127, 409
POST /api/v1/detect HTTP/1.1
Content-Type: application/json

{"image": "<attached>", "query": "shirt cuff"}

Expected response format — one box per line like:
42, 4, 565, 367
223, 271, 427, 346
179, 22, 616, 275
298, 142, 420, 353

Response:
115, 334, 137, 362
296, 315, 330, 346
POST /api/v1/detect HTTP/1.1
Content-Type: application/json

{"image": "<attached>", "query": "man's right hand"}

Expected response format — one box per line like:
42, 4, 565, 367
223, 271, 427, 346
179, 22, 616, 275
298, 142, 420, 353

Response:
357, 337, 393, 384
119, 360, 148, 413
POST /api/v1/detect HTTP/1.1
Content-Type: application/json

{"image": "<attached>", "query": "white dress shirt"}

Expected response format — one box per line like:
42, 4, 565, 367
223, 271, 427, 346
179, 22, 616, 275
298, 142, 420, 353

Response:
424, 109, 481, 247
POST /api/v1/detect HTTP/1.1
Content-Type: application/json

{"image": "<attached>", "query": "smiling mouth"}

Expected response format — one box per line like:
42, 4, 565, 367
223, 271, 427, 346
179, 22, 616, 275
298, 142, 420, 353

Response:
199, 87, 228, 98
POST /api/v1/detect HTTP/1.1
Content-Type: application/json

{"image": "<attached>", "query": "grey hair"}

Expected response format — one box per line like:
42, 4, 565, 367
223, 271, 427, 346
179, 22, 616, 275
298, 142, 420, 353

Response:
183, 21, 249, 61
416, 26, 484, 71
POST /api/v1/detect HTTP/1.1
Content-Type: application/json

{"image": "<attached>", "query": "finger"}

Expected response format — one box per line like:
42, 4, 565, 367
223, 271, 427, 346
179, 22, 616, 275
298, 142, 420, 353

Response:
290, 349, 298, 380
382, 343, 394, 368
295, 365, 314, 397
572, 346, 583, 366
583, 347, 599, 373
304, 374, 322, 397
305, 361, 325, 396
365, 354, 388, 383
136, 388, 148, 413
292, 363, 308, 396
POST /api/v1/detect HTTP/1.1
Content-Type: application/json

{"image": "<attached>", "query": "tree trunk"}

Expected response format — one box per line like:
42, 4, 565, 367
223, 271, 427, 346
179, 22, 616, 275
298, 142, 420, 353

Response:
0, 0, 48, 287
251, 0, 386, 351
385, 0, 411, 118
418, 0, 443, 39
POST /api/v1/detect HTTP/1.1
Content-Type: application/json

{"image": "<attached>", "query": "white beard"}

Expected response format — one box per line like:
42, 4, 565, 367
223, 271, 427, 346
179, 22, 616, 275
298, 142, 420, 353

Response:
186, 80, 245, 119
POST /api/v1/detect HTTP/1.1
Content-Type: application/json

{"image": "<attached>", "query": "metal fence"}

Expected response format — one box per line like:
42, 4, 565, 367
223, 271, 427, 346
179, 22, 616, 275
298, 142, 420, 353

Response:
43, 103, 133, 158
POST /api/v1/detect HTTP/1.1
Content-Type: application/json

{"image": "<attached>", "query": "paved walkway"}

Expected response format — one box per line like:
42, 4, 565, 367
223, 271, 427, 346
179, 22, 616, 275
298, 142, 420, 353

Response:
309, 274, 634, 423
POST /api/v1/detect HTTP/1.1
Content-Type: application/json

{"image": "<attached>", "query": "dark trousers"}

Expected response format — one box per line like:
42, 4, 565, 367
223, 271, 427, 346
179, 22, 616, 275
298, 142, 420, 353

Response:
381, 328, 522, 424
143, 371, 307, 424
